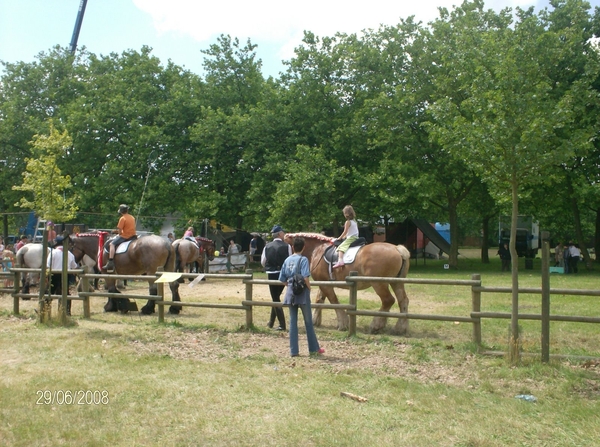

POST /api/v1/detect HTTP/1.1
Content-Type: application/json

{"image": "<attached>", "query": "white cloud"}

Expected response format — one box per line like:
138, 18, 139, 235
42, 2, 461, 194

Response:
133, 0, 534, 42
132, 0, 542, 71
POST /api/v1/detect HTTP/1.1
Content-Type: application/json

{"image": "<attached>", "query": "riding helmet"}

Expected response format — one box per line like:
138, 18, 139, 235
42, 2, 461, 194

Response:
118, 204, 129, 214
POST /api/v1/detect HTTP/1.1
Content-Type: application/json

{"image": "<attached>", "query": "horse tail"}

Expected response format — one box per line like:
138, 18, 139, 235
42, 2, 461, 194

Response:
173, 242, 182, 272
396, 244, 411, 278
164, 240, 176, 272
16, 246, 26, 266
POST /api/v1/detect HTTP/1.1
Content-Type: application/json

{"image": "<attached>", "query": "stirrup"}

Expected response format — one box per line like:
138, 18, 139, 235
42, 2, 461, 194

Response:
332, 261, 344, 269
103, 260, 115, 273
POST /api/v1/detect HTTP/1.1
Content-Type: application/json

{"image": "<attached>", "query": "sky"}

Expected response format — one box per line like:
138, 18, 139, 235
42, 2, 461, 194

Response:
1, 0, 600, 79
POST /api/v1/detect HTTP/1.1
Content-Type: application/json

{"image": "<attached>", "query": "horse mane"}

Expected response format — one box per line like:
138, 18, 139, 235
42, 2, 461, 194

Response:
287, 232, 335, 243
195, 236, 214, 244
75, 231, 110, 238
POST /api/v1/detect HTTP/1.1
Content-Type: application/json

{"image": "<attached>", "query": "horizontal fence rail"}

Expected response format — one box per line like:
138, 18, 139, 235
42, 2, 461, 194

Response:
2, 265, 599, 361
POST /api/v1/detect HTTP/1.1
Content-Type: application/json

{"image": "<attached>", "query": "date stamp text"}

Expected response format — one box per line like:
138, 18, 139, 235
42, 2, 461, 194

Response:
36, 390, 109, 405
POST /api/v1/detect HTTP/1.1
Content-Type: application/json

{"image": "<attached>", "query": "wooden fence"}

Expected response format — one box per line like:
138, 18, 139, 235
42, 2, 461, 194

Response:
2, 266, 599, 362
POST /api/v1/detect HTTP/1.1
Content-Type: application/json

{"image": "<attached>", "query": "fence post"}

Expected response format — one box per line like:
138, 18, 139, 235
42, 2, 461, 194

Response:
156, 267, 165, 323
38, 230, 50, 324
348, 271, 358, 336
82, 265, 91, 318
13, 265, 20, 314
471, 273, 481, 347
541, 231, 550, 363
245, 269, 253, 329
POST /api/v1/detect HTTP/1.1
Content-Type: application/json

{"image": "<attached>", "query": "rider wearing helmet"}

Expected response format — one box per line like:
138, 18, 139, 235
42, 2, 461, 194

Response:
103, 204, 137, 273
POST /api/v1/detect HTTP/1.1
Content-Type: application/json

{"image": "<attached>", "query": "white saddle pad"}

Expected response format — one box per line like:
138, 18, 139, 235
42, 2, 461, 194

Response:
115, 240, 133, 254
342, 246, 361, 264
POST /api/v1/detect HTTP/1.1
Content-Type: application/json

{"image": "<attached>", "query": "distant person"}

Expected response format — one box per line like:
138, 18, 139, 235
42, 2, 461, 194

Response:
15, 235, 28, 253
249, 235, 258, 260
103, 204, 136, 273
2, 245, 15, 287
261, 225, 292, 331
46, 221, 57, 246
279, 236, 324, 357
183, 227, 194, 241
47, 236, 78, 315
554, 242, 564, 267
497, 243, 511, 272
568, 242, 581, 273
229, 240, 239, 254
563, 243, 571, 273
333, 205, 359, 269
167, 233, 175, 243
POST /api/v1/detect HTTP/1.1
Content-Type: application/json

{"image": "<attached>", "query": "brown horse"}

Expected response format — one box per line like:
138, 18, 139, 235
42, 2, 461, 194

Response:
69, 233, 181, 315
172, 237, 215, 274
285, 232, 411, 334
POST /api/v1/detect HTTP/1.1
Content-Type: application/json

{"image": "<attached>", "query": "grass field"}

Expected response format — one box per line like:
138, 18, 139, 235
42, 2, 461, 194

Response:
0, 250, 599, 446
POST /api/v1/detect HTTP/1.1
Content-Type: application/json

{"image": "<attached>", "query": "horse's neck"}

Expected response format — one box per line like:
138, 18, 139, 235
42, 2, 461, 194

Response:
77, 237, 99, 257
303, 239, 329, 260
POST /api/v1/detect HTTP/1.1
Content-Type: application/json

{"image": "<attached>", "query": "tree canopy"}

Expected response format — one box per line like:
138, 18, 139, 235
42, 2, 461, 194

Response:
1, 0, 599, 272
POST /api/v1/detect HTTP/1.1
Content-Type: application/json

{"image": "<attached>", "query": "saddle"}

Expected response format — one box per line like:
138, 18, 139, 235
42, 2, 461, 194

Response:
323, 237, 366, 273
103, 235, 138, 256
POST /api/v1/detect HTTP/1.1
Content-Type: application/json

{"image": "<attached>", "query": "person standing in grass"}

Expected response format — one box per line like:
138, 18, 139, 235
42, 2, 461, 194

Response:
279, 236, 324, 357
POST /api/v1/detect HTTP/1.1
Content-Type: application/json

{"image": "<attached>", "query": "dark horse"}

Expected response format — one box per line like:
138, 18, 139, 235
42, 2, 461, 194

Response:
173, 237, 215, 275
69, 233, 181, 315
285, 232, 411, 334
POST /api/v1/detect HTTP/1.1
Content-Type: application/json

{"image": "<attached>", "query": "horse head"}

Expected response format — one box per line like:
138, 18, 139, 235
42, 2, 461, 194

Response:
196, 237, 215, 261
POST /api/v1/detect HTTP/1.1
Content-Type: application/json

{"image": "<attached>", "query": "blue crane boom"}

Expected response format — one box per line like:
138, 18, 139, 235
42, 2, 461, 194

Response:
69, 0, 88, 54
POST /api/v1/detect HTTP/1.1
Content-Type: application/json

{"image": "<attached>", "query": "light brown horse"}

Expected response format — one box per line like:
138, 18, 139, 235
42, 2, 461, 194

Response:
285, 232, 411, 334
172, 237, 216, 275
69, 233, 181, 315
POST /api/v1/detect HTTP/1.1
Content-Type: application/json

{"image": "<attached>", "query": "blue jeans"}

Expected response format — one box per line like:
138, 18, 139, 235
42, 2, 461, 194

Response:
289, 302, 320, 356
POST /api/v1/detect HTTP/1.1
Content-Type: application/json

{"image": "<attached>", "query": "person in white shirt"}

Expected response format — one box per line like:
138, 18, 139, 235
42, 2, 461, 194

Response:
47, 236, 78, 314
568, 243, 581, 274
333, 205, 359, 269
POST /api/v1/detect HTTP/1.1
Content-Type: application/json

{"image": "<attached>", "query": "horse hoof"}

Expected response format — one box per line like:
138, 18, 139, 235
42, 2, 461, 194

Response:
168, 307, 181, 315
140, 307, 154, 315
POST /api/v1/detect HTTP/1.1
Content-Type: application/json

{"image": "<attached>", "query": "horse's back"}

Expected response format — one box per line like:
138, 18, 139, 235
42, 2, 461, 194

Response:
17, 244, 43, 268
122, 235, 174, 274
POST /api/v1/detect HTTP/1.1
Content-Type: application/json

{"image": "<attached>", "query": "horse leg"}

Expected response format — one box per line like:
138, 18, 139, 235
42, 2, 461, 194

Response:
312, 288, 325, 327
168, 281, 181, 314
21, 273, 31, 298
369, 283, 396, 334
391, 282, 409, 335
140, 284, 156, 315
320, 286, 348, 331
104, 281, 131, 313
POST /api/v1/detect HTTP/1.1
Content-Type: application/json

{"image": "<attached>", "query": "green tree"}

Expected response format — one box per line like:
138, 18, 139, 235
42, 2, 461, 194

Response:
13, 123, 78, 222
427, 0, 598, 362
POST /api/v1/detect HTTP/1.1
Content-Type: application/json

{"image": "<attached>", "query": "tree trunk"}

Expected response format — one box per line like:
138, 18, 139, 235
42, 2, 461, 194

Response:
481, 215, 490, 264
595, 208, 600, 264
567, 181, 591, 269
509, 178, 521, 365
